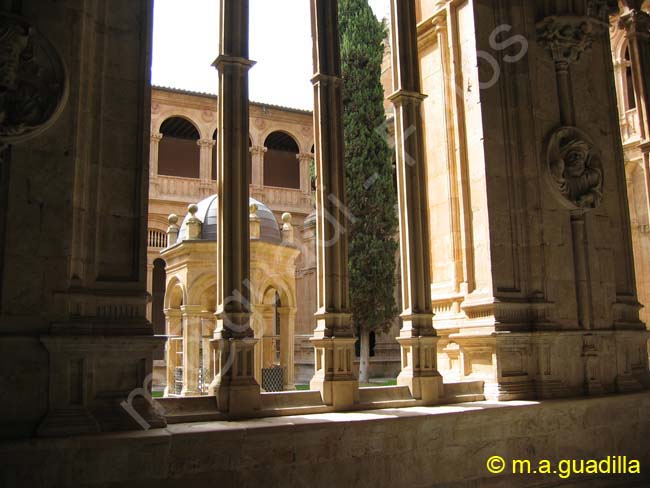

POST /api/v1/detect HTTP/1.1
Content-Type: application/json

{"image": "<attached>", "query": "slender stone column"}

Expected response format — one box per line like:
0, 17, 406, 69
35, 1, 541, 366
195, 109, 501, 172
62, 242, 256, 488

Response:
279, 306, 296, 390
250, 145, 266, 187
308, 0, 358, 408
297, 152, 313, 194
208, 0, 260, 414
149, 132, 162, 194
164, 308, 182, 396
180, 304, 202, 396
150, 132, 162, 178
197, 139, 216, 196
388, 0, 442, 403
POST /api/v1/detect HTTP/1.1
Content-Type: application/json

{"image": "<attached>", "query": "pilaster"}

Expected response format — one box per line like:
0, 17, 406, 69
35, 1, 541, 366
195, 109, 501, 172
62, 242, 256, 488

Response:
250, 145, 266, 187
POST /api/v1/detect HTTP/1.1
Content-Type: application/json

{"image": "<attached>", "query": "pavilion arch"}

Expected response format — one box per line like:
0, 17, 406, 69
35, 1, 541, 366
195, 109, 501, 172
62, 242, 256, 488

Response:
158, 116, 201, 178
263, 130, 301, 189
164, 277, 186, 310
187, 272, 217, 308
622, 42, 637, 111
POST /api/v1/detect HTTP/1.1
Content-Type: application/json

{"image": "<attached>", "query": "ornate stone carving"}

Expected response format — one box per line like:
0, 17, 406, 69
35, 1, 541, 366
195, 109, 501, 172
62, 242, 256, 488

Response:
587, 0, 616, 22
536, 16, 598, 64
546, 127, 604, 210
0, 14, 68, 144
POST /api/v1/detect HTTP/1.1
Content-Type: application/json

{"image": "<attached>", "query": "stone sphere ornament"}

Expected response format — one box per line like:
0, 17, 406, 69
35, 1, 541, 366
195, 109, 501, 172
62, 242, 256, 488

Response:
546, 126, 604, 210
0, 13, 68, 144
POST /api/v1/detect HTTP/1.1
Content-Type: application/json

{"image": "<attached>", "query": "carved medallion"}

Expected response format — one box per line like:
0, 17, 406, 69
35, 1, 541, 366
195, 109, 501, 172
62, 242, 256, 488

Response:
0, 14, 68, 144
254, 118, 266, 130
546, 127, 603, 210
201, 110, 214, 122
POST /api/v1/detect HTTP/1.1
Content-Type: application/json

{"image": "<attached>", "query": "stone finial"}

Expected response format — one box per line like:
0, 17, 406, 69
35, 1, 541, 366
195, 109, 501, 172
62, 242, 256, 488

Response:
166, 213, 179, 246
186, 203, 202, 240
249, 202, 261, 239
281, 212, 294, 244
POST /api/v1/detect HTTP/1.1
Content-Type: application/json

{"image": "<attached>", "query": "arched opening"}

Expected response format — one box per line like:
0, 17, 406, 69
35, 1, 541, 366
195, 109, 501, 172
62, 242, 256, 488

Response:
264, 131, 300, 188
158, 116, 201, 178
152, 258, 167, 337
625, 46, 637, 111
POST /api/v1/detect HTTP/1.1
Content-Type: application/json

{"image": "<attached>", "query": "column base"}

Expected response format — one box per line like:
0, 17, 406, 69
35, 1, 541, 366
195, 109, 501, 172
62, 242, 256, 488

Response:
36, 407, 100, 437
310, 337, 358, 408
396, 336, 443, 404
208, 337, 261, 415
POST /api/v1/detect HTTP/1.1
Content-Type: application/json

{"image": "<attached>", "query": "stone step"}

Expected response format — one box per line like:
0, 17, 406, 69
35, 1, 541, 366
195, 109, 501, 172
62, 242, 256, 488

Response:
155, 396, 223, 424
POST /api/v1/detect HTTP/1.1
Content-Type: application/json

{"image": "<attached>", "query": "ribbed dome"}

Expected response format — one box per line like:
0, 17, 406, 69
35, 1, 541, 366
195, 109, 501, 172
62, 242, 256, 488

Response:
304, 209, 317, 226
177, 195, 281, 243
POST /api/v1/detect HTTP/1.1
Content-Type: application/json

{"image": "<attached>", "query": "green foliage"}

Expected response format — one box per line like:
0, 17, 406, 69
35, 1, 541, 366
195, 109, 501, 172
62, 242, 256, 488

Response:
339, 0, 398, 336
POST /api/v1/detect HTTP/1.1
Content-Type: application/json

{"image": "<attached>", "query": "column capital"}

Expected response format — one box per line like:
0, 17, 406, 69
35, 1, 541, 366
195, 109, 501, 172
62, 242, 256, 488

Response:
180, 304, 203, 315
387, 89, 427, 106
197, 138, 216, 148
249, 145, 267, 155
310, 72, 343, 86
536, 16, 605, 65
150, 132, 163, 142
296, 152, 313, 162
212, 55, 256, 71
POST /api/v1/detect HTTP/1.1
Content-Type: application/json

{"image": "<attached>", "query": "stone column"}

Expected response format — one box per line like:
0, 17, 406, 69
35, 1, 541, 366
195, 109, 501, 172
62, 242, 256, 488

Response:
308, 0, 358, 408
197, 138, 216, 197
150, 132, 162, 195
250, 145, 266, 187
279, 306, 296, 390
297, 152, 313, 194
387, 0, 442, 403
208, 0, 260, 414
180, 304, 202, 396
164, 308, 182, 396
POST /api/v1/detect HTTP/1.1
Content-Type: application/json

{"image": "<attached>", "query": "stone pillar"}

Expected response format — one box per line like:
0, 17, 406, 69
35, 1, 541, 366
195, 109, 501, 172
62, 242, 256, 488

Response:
388, 0, 442, 404
250, 145, 266, 187
208, 0, 260, 414
164, 308, 182, 396
279, 306, 296, 390
297, 152, 313, 194
150, 132, 162, 195
419, 1, 649, 400
197, 138, 216, 197
180, 305, 202, 396
166, 214, 179, 247
308, 0, 358, 408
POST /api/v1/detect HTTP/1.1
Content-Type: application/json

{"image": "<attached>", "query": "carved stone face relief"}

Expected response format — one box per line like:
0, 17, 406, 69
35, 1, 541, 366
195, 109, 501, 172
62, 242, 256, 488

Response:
546, 127, 603, 210
0, 14, 68, 144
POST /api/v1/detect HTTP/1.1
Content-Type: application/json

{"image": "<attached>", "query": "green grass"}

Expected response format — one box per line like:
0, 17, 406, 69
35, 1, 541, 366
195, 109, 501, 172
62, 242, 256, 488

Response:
152, 390, 165, 398
294, 379, 397, 390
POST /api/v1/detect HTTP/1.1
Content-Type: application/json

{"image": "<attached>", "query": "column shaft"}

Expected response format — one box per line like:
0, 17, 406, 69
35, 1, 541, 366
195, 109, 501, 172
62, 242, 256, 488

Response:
388, 0, 442, 403
308, 0, 358, 408
208, 0, 260, 414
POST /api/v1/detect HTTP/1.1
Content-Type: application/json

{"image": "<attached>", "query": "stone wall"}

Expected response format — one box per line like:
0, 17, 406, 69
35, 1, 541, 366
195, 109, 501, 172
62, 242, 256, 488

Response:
2, 391, 649, 487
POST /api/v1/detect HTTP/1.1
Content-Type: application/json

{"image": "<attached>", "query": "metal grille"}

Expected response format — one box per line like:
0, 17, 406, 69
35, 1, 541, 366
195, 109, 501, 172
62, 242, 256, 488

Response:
262, 366, 285, 392
174, 367, 183, 395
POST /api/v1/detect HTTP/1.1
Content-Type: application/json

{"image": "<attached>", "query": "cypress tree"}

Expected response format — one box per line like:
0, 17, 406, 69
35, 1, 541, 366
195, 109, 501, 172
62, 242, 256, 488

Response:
339, 0, 398, 383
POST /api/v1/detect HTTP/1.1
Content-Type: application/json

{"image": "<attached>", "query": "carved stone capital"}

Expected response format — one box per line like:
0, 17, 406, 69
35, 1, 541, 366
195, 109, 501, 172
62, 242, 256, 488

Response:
249, 145, 267, 155
150, 132, 163, 143
536, 16, 602, 65
296, 152, 313, 162
197, 138, 216, 148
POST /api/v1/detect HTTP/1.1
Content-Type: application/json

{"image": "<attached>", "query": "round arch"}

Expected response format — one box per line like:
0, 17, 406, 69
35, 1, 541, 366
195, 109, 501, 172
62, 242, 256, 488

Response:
164, 277, 186, 310
263, 130, 300, 189
158, 116, 201, 178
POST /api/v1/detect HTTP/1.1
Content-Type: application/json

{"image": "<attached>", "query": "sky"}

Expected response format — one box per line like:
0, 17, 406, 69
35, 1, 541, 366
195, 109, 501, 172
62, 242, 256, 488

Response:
151, 0, 390, 111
